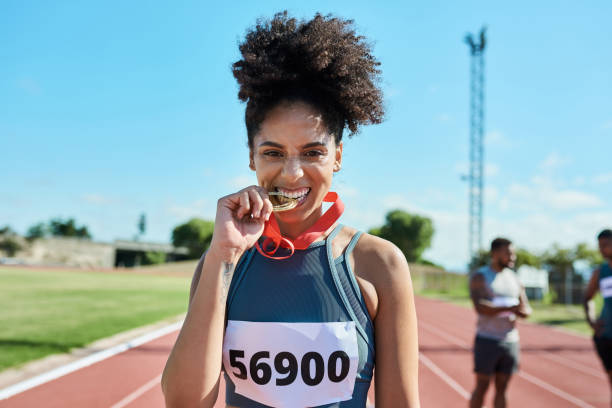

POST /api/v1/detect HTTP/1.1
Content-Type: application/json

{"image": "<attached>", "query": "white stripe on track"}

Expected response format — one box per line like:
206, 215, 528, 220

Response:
418, 352, 470, 400
541, 352, 606, 380
109, 373, 162, 408
518, 372, 595, 408
0, 321, 183, 400
418, 320, 597, 408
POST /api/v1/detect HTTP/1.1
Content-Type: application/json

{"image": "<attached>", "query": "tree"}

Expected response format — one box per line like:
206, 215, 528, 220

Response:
0, 237, 21, 256
574, 242, 603, 267
368, 209, 434, 263
469, 249, 490, 272
541, 243, 600, 304
26, 223, 47, 241
171, 218, 215, 259
49, 218, 91, 239
137, 213, 146, 240
515, 247, 542, 269
0, 225, 15, 236
26, 218, 91, 241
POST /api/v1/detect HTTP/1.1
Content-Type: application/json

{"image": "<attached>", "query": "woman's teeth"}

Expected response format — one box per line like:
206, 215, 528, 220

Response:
276, 187, 310, 199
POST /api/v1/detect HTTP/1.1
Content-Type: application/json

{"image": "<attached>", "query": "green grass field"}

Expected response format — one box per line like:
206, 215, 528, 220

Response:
0, 267, 191, 371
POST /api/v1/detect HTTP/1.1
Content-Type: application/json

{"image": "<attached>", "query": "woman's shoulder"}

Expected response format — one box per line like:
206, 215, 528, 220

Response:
339, 226, 411, 289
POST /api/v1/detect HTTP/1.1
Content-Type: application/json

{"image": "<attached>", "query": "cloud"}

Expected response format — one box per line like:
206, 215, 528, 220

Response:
453, 161, 500, 178
485, 130, 512, 148
593, 172, 612, 185
166, 199, 211, 220
333, 182, 358, 198
228, 174, 257, 190
484, 186, 498, 202
504, 179, 603, 211
539, 152, 571, 171
16, 77, 42, 95
81, 193, 115, 205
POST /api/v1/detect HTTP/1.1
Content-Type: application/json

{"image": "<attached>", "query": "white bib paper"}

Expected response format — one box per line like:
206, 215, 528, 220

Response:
601, 276, 612, 298
222, 320, 359, 408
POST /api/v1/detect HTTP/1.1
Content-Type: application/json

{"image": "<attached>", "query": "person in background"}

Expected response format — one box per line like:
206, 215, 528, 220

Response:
469, 237, 531, 408
584, 228, 612, 407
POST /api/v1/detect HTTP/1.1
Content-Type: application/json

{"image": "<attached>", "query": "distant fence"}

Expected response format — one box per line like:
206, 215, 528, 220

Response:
409, 264, 469, 296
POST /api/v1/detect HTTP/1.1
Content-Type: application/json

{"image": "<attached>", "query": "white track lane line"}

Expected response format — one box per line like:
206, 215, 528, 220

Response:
540, 352, 606, 380
109, 373, 162, 408
418, 352, 470, 400
418, 321, 596, 408
0, 321, 183, 400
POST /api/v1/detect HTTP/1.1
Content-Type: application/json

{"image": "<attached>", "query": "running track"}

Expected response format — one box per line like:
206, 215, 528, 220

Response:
1, 296, 608, 407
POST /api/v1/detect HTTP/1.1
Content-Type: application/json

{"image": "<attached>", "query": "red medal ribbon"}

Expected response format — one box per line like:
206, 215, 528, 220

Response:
255, 191, 344, 260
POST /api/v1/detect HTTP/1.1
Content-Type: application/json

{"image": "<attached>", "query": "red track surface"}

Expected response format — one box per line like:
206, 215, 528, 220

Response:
1, 296, 608, 407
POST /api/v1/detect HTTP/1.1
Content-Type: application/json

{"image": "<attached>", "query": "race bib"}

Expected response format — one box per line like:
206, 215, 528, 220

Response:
601, 276, 612, 298
222, 321, 359, 408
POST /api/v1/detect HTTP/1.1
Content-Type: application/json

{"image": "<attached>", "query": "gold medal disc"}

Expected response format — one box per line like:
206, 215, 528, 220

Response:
268, 191, 299, 212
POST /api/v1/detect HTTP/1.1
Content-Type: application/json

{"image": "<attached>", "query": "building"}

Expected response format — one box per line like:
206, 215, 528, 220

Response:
517, 264, 549, 301
0, 236, 189, 268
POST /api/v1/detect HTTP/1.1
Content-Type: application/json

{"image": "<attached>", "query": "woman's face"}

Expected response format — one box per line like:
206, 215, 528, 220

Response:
250, 101, 343, 225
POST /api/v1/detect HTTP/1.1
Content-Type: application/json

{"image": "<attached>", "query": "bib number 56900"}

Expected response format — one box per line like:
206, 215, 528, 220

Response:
229, 349, 350, 386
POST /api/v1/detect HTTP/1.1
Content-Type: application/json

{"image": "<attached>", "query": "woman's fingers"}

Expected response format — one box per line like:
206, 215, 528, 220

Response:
231, 186, 272, 221
236, 190, 251, 219
248, 188, 264, 218
253, 186, 273, 221
262, 196, 273, 221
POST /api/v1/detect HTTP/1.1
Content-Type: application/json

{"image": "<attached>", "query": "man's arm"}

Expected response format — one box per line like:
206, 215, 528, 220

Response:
512, 286, 532, 319
583, 268, 602, 335
469, 273, 517, 316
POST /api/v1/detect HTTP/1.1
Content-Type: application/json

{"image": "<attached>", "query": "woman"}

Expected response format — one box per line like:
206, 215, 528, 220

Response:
162, 12, 419, 408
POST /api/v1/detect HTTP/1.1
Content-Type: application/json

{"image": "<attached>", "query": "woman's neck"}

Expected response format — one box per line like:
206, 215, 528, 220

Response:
276, 207, 324, 240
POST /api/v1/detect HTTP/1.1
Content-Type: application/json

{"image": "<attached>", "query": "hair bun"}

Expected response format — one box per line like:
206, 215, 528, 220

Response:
233, 11, 384, 141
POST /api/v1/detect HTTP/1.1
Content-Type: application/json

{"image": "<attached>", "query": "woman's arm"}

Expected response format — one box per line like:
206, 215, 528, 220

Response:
355, 235, 420, 407
161, 248, 241, 408
161, 186, 272, 408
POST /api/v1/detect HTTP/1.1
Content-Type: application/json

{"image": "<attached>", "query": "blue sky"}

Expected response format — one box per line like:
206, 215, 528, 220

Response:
2, 1, 611, 270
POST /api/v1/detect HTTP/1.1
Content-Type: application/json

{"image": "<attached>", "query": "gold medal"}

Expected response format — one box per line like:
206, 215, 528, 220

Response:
268, 191, 298, 212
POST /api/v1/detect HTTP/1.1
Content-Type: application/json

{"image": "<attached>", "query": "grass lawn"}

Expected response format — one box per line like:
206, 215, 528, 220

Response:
0, 267, 190, 372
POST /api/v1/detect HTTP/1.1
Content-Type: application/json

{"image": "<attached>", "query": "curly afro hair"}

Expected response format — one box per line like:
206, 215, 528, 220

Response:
233, 11, 384, 149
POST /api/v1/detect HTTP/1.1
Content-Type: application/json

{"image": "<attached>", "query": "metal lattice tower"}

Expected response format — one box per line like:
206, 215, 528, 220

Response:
465, 27, 486, 264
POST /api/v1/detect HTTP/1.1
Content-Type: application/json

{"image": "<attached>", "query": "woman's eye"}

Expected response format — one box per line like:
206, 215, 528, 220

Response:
304, 150, 324, 157
263, 150, 283, 157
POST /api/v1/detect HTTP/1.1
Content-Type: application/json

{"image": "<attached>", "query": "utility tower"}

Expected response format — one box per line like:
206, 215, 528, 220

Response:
464, 27, 486, 267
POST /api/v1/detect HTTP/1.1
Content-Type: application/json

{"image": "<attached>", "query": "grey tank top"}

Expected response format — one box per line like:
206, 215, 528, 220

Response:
223, 224, 375, 407
475, 265, 521, 342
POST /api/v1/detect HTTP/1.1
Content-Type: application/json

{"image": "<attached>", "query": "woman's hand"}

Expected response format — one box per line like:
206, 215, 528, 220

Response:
209, 185, 273, 262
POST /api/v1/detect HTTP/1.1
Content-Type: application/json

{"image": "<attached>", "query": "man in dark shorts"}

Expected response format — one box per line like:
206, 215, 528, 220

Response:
469, 238, 531, 408
584, 229, 612, 406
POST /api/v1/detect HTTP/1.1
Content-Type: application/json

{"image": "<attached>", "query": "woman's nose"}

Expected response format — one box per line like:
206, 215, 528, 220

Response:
281, 157, 304, 180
